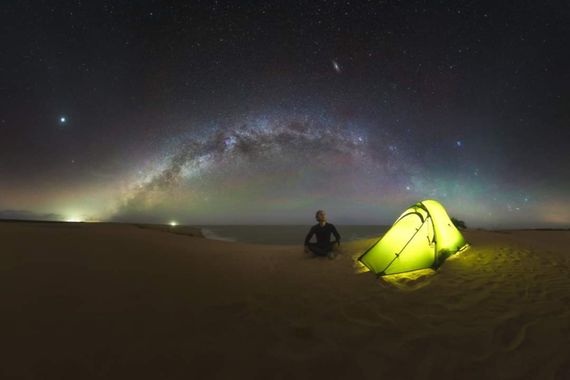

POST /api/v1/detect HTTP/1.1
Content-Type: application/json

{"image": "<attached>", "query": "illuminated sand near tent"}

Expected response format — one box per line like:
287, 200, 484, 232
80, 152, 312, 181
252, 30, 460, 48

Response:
1, 222, 569, 379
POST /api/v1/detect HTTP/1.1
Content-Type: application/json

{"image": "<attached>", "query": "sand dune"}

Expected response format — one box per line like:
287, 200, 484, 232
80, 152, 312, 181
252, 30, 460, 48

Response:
0, 222, 568, 379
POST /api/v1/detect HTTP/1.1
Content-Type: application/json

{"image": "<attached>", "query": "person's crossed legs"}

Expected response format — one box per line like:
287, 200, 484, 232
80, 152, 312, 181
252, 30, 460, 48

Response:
307, 242, 338, 258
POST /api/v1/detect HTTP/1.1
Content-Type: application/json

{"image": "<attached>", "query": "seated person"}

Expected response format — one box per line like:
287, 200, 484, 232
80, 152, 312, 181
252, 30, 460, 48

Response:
304, 210, 341, 258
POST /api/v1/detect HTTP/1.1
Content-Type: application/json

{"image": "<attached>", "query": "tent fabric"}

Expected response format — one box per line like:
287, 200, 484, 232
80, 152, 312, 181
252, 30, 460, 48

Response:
358, 200, 467, 276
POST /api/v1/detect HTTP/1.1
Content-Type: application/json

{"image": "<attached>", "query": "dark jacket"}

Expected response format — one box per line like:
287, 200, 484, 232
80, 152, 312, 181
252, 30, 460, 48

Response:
304, 223, 341, 247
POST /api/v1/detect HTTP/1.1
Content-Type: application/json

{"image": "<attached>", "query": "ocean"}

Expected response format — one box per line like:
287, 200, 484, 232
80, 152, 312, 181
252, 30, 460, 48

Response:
199, 225, 389, 245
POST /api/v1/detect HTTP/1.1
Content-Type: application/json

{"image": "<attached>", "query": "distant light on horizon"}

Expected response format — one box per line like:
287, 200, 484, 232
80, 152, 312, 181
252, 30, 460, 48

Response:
65, 216, 83, 223
169, 221, 178, 226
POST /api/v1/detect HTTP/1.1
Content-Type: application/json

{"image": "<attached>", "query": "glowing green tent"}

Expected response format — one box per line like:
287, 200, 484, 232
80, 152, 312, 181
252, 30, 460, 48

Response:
358, 200, 468, 276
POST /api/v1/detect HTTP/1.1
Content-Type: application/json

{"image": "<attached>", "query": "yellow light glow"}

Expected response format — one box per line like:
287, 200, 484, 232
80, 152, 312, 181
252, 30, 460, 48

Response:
352, 251, 371, 273
445, 243, 470, 261
169, 221, 178, 227
380, 268, 436, 290
65, 216, 83, 223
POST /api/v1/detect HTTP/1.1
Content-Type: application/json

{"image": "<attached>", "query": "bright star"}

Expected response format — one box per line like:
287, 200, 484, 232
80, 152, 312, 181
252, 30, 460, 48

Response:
60, 116, 67, 124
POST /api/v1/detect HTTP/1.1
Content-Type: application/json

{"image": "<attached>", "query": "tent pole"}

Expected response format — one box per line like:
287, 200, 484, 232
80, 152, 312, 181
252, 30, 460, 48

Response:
381, 216, 429, 274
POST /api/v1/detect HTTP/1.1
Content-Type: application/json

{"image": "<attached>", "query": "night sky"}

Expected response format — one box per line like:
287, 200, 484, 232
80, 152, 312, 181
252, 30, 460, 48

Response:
1, 1, 569, 227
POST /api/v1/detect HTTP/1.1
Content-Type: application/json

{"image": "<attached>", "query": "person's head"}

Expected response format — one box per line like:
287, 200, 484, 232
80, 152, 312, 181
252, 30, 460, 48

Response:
315, 210, 327, 223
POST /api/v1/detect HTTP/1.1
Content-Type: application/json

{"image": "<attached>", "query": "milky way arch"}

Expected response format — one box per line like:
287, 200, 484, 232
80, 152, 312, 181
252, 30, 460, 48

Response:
114, 113, 417, 223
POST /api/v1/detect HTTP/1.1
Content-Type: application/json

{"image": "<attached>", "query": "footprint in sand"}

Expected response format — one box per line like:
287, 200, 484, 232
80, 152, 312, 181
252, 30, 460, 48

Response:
492, 314, 536, 352
290, 323, 315, 340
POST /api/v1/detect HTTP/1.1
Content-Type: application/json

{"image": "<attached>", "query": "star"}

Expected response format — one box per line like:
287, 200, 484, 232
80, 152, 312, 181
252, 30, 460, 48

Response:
59, 116, 67, 124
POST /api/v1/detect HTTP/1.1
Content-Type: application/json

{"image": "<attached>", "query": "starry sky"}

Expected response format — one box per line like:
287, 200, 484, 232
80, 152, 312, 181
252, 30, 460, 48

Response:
1, 1, 569, 227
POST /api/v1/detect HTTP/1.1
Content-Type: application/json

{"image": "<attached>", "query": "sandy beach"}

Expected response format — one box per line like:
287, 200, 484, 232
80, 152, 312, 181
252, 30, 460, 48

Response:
1, 221, 569, 379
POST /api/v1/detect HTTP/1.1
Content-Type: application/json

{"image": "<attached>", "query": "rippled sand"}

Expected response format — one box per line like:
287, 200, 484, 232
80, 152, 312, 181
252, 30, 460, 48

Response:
1, 222, 568, 379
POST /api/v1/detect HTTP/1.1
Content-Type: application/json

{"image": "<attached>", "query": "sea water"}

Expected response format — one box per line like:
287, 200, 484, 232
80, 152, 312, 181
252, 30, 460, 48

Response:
199, 225, 389, 245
